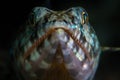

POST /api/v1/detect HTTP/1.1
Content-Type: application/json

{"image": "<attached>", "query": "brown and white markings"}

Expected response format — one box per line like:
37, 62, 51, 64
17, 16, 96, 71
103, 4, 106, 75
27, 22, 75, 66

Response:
11, 7, 101, 80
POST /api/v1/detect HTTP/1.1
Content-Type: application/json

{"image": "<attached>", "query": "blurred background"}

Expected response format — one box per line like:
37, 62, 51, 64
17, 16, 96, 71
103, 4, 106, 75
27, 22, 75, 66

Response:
0, 0, 120, 80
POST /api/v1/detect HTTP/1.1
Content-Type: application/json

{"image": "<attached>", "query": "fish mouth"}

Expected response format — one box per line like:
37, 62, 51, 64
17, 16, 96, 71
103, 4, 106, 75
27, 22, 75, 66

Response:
23, 26, 91, 62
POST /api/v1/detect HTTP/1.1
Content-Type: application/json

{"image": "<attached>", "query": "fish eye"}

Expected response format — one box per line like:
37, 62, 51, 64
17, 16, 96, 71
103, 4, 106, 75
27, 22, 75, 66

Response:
27, 7, 51, 27
27, 13, 36, 26
81, 11, 89, 25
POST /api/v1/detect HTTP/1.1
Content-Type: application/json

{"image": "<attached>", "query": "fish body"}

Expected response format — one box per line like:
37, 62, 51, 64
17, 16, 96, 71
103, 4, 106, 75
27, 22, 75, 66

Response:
12, 7, 101, 80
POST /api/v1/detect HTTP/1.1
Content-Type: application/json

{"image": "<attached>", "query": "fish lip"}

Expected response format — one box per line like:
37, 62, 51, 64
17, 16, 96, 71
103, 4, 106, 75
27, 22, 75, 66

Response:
23, 26, 91, 63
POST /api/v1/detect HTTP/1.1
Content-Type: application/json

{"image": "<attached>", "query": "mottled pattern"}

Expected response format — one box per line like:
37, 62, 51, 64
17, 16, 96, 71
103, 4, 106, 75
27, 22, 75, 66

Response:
11, 7, 101, 80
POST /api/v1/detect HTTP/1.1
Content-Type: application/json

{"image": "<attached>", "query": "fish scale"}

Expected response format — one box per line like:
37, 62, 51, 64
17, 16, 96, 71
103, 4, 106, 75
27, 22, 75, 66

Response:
11, 7, 101, 80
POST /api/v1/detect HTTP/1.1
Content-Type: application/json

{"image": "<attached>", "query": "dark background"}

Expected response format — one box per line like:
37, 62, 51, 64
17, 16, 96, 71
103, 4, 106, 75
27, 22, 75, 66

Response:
0, 0, 120, 80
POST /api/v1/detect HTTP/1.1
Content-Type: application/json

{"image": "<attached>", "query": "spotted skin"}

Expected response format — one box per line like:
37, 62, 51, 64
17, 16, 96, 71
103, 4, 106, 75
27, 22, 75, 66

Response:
11, 7, 101, 80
